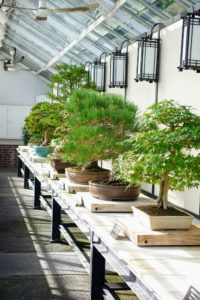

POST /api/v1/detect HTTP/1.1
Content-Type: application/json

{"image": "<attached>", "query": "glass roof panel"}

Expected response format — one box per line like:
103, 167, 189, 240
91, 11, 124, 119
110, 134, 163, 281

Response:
147, 0, 188, 17
1, 0, 200, 79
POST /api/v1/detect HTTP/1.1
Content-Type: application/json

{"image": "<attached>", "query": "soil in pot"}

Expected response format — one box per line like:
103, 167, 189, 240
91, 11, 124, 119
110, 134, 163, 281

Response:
50, 159, 75, 174
66, 166, 110, 184
89, 180, 141, 201
138, 205, 187, 216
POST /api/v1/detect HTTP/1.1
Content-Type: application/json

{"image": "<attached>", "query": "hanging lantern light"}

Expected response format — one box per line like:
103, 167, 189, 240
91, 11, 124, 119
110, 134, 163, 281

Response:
85, 61, 94, 84
92, 52, 107, 92
109, 40, 129, 88
135, 23, 161, 83
178, 10, 200, 73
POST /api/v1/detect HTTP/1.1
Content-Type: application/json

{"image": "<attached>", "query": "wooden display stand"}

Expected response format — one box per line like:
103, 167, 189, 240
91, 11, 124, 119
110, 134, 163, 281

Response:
59, 179, 89, 193
29, 155, 47, 163
113, 216, 200, 246
18, 146, 29, 152
79, 193, 153, 213
49, 170, 66, 180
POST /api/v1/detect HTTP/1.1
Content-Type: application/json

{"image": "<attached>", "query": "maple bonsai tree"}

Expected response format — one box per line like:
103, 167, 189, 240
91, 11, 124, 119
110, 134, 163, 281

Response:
118, 100, 200, 210
62, 89, 138, 172
24, 102, 64, 146
47, 63, 96, 103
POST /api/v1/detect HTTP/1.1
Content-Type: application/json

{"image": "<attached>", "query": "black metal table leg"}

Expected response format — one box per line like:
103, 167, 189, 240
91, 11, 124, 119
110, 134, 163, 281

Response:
24, 165, 30, 189
34, 176, 41, 209
17, 156, 22, 177
51, 198, 61, 243
90, 244, 105, 300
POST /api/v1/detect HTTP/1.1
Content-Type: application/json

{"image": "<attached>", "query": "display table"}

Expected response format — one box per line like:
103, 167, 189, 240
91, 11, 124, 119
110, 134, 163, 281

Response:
17, 148, 200, 300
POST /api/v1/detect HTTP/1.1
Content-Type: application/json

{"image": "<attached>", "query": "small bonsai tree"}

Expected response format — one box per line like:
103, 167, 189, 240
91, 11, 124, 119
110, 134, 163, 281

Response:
117, 100, 200, 210
47, 63, 96, 103
62, 89, 138, 172
24, 102, 64, 146
22, 125, 31, 145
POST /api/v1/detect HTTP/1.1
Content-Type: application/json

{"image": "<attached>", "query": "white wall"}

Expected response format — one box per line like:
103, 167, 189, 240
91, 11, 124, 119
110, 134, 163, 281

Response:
0, 59, 49, 144
0, 60, 49, 106
104, 18, 200, 216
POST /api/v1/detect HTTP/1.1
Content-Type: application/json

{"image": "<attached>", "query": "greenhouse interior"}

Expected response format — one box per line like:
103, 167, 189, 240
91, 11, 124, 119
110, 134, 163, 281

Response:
0, 0, 200, 299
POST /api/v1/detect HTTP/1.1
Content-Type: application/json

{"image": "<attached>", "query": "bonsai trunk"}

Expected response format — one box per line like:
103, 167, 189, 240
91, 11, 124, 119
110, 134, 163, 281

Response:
157, 172, 169, 210
82, 160, 99, 171
42, 132, 49, 146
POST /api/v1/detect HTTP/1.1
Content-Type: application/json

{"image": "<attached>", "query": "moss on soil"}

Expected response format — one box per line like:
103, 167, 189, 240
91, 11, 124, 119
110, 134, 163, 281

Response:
138, 205, 188, 216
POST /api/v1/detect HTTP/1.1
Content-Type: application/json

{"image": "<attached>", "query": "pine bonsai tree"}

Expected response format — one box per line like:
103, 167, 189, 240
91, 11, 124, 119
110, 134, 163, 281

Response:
62, 89, 138, 171
117, 100, 200, 210
47, 64, 96, 103
24, 102, 64, 146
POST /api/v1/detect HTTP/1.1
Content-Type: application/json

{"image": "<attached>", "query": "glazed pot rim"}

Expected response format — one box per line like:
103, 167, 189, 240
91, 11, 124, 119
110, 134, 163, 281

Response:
66, 168, 109, 175
89, 180, 140, 189
132, 205, 192, 217
34, 145, 53, 149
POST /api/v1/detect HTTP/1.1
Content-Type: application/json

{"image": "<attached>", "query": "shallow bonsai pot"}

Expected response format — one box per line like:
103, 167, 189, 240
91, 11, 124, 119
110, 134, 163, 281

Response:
50, 159, 75, 174
34, 146, 53, 158
66, 169, 109, 184
132, 205, 193, 231
89, 180, 141, 201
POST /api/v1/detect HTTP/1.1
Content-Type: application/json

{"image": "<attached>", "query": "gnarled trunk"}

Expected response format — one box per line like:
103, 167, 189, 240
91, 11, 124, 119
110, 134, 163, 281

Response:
82, 160, 99, 171
42, 132, 49, 147
157, 172, 169, 210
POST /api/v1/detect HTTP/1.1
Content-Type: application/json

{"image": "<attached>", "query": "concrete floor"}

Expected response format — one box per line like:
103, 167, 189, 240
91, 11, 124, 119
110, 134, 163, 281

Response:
0, 168, 89, 300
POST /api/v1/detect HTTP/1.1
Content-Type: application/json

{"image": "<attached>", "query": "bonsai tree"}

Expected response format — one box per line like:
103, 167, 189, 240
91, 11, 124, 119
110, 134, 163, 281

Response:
47, 63, 96, 103
24, 102, 64, 146
117, 100, 200, 210
22, 125, 31, 145
62, 89, 138, 172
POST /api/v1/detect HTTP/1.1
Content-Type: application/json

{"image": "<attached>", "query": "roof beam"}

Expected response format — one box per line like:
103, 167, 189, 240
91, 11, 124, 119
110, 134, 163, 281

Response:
37, 0, 128, 73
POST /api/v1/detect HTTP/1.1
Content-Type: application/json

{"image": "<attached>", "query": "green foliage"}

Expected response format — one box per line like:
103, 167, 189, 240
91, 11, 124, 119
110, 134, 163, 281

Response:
62, 89, 138, 165
158, 0, 174, 9
117, 100, 200, 209
22, 125, 31, 145
47, 64, 96, 103
25, 102, 65, 146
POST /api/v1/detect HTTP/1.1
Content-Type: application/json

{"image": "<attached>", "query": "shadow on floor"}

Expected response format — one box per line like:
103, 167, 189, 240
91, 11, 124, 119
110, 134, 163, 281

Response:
0, 168, 89, 300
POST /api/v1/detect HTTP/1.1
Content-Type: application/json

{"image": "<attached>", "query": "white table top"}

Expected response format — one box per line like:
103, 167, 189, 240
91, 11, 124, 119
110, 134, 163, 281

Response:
17, 148, 200, 300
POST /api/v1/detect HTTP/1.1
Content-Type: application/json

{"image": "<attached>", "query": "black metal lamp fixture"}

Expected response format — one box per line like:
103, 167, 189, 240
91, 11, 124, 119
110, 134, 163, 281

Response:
4, 47, 25, 71
135, 23, 161, 83
109, 40, 129, 88
92, 52, 107, 92
85, 61, 94, 83
178, 10, 200, 72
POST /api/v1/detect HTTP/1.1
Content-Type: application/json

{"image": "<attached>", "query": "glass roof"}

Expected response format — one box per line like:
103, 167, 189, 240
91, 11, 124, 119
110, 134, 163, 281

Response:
0, 0, 199, 80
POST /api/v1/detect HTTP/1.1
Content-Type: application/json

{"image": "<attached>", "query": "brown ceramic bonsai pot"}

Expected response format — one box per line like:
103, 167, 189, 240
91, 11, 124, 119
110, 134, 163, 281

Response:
50, 159, 75, 174
66, 168, 110, 184
89, 180, 141, 201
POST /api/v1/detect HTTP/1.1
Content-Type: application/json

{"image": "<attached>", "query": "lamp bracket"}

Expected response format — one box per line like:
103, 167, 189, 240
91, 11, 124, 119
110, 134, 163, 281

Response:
99, 51, 107, 64
150, 23, 164, 39
120, 39, 129, 53
85, 61, 92, 68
